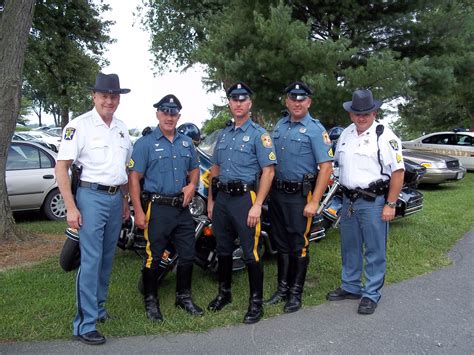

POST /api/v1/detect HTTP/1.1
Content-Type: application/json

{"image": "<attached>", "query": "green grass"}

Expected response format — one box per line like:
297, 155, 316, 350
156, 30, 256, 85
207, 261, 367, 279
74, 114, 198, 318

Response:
1, 173, 473, 342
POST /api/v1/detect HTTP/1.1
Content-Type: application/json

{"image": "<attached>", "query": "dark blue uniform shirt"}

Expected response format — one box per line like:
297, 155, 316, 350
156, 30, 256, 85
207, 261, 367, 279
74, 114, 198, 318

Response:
271, 114, 333, 181
131, 127, 199, 195
212, 119, 277, 184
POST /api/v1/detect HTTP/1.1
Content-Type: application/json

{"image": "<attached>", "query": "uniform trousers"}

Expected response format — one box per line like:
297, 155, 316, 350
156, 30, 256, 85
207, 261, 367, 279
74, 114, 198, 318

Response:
339, 194, 388, 303
268, 190, 312, 257
212, 191, 261, 263
73, 186, 123, 336
144, 203, 195, 269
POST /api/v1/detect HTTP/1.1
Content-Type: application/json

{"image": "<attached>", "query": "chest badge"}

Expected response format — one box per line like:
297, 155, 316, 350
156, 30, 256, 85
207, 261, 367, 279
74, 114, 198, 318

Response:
299, 128, 307, 134
182, 141, 190, 147
119, 131, 124, 138
243, 135, 250, 142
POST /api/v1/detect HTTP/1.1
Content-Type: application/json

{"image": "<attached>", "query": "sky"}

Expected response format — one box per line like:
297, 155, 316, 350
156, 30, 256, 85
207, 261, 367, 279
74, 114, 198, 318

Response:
37, 0, 226, 131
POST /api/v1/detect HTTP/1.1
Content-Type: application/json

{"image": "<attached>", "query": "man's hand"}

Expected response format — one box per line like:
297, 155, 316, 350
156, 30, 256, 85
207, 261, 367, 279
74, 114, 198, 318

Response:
134, 209, 147, 229
247, 204, 262, 227
303, 200, 319, 218
181, 183, 196, 207
382, 205, 396, 221
67, 206, 82, 230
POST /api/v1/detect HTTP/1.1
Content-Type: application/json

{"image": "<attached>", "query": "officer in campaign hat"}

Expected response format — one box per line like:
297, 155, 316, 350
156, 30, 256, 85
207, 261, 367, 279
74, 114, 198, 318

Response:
55, 72, 132, 345
267, 81, 333, 313
326, 89, 404, 315
129, 94, 204, 322
206, 81, 277, 324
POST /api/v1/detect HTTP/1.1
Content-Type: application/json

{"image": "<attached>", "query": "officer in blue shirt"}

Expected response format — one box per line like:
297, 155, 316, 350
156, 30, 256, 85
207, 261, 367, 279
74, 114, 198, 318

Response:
267, 82, 333, 313
129, 94, 203, 322
207, 82, 277, 324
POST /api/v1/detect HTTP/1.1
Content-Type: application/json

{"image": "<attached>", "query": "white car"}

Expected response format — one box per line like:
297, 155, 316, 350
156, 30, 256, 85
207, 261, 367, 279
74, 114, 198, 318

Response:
7, 141, 65, 220
25, 130, 61, 152
403, 131, 474, 170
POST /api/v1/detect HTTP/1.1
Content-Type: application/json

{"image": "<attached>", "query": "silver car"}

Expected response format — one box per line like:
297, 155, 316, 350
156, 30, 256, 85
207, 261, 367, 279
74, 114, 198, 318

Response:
402, 131, 474, 171
7, 141, 66, 220
403, 149, 466, 185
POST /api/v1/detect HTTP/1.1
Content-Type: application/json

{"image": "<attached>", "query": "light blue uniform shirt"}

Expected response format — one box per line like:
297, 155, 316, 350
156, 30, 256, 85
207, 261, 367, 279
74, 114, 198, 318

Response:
271, 114, 333, 181
212, 119, 277, 184
131, 127, 199, 195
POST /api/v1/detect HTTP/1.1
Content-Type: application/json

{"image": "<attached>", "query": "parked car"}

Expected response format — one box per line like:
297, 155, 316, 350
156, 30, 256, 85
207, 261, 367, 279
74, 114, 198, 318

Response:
402, 130, 474, 170
47, 127, 62, 137
12, 132, 58, 152
7, 141, 65, 220
24, 130, 61, 152
403, 149, 466, 185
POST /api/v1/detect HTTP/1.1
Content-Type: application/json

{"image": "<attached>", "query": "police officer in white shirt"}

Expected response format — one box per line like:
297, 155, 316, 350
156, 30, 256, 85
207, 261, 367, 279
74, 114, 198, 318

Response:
55, 73, 132, 345
326, 89, 404, 315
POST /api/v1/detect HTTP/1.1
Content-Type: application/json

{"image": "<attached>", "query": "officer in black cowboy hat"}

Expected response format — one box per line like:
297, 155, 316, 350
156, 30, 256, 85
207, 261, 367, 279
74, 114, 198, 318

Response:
129, 94, 204, 322
326, 89, 405, 315
56, 72, 132, 345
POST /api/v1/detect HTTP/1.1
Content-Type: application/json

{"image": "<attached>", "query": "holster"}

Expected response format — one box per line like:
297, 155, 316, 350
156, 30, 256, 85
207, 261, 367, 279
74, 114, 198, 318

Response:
302, 172, 317, 197
70, 164, 83, 197
211, 177, 219, 200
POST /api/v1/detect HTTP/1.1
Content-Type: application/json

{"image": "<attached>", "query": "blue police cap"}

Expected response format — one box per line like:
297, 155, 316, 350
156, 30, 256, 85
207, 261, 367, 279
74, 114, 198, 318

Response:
284, 81, 313, 101
226, 81, 253, 100
153, 94, 182, 114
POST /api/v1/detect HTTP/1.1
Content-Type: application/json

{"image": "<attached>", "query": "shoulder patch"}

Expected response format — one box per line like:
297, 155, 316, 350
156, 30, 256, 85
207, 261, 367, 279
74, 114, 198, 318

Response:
127, 159, 135, 168
328, 147, 334, 158
389, 139, 399, 151
64, 127, 76, 140
322, 131, 331, 145
261, 133, 273, 148
269, 151, 276, 161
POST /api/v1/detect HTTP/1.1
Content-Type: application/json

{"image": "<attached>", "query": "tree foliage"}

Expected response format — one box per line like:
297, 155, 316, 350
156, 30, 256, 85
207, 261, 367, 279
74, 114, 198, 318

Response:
23, 0, 114, 128
141, 0, 473, 134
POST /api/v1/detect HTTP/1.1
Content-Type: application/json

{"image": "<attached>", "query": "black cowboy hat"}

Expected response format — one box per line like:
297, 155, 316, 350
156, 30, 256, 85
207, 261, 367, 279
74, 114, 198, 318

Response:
343, 89, 381, 114
90, 73, 130, 94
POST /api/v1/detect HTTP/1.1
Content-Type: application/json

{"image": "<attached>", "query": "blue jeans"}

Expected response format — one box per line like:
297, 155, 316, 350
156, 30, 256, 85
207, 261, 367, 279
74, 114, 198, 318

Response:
72, 187, 123, 336
339, 195, 388, 303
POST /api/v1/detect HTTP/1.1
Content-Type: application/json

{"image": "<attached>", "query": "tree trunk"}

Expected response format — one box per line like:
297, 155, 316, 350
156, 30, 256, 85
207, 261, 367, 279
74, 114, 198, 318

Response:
60, 106, 69, 128
0, 0, 36, 241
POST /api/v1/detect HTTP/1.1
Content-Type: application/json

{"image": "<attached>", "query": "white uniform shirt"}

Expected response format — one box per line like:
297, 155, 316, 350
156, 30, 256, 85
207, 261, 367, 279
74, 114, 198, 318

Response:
57, 108, 132, 186
335, 122, 404, 189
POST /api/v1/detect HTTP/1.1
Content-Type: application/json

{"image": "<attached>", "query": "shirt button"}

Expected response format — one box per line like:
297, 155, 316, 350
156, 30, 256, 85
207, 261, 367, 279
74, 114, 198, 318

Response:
228, 158, 230, 160
230, 148, 232, 150
173, 156, 176, 158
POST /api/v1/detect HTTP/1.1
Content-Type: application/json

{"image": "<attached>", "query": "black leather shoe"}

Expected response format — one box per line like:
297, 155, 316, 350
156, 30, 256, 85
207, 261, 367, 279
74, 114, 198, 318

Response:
243, 299, 263, 324
73, 330, 106, 345
176, 295, 204, 316
358, 297, 377, 315
326, 287, 362, 301
144, 295, 164, 322
207, 292, 232, 312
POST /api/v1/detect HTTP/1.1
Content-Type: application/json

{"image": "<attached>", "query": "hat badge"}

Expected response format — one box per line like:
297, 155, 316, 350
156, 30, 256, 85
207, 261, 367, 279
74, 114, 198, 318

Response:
295, 84, 300, 89
170, 98, 174, 103
237, 84, 242, 89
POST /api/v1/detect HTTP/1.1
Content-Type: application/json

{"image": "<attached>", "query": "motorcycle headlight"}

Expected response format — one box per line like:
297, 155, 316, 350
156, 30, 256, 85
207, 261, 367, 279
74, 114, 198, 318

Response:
188, 195, 206, 217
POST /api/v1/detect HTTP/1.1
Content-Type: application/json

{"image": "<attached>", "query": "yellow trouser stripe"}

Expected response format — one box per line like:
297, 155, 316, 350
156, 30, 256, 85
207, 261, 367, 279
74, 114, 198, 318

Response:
302, 191, 312, 257
144, 201, 153, 268
250, 191, 261, 262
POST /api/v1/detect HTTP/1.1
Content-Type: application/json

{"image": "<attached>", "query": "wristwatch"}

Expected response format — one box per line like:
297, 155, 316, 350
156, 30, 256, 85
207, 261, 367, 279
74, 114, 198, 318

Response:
385, 201, 397, 208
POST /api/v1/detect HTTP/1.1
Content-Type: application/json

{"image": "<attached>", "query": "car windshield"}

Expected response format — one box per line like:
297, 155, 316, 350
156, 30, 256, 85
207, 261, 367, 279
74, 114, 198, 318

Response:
198, 129, 221, 157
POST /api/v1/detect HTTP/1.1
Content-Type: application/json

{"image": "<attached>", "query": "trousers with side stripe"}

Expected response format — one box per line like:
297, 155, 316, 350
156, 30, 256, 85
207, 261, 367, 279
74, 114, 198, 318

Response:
73, 186, 123, 336
212, 191, 261, 263
268, 190, 312, 258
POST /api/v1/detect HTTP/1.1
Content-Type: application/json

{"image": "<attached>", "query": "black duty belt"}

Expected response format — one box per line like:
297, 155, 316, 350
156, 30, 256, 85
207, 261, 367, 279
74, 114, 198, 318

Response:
79, 181, 120, 194
217, 180, 255, 196
150, 193, 183, 207
273, 179, 303, 194
341, 185, 388, 202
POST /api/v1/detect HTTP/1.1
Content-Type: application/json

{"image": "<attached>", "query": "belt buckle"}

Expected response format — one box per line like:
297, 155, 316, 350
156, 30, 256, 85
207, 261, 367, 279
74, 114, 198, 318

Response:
108, 185, 118, 194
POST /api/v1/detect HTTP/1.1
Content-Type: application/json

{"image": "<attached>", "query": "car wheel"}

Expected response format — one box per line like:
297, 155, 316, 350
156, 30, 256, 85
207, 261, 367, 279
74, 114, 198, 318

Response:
43, 188, 66, 220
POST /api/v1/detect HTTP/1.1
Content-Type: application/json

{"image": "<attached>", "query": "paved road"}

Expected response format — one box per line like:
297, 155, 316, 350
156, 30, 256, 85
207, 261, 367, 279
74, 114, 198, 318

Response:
1, 229, 473, 354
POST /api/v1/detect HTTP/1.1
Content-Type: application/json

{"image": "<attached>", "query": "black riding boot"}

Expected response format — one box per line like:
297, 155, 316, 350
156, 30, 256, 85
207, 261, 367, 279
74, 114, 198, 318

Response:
175, 264, 204, 316
243, 261, 264, 324
265, 253, 290, 305
143, 268, 163, 322
284, 256, 309, 313
207, 255, 233, 312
